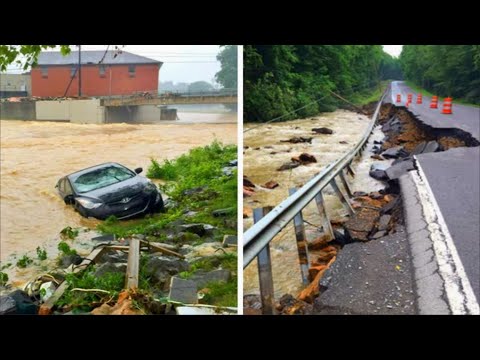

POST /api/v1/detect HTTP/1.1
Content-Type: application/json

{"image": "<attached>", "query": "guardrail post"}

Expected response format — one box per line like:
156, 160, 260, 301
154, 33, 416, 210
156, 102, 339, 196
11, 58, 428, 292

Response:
339, 170, 353, 198
253, 207, 275, 315
329, 178, 355, 216
314, 190, 335, 241
288, 188, 311, 285
346, 162, 355, 177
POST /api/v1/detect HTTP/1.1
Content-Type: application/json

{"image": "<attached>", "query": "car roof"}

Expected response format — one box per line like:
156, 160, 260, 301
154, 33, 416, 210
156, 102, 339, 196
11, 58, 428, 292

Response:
66, 162, 130, 180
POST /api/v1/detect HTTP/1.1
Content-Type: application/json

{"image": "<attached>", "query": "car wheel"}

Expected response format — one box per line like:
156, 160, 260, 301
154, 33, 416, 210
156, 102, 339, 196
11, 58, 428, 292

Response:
153, 193, 165, 213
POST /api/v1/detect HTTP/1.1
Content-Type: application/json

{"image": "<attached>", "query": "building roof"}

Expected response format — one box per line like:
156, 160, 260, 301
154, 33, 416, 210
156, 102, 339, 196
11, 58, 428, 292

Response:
37, 50, 162, 66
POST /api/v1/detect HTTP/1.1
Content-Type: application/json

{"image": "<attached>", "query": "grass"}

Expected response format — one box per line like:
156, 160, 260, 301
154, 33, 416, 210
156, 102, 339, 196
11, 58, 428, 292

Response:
0, 272, 8, 286
350, 80, 391, 107
36, 247, 47, 261
405, 81, 480, 108
60, 226, 79, 240
201, 279, 237, 307
16, 255, 33, 268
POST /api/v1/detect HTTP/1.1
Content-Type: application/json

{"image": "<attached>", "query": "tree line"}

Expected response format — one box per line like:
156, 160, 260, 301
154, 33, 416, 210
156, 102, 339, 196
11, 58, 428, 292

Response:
244, 45, 402, 122
400, 45, 480, 103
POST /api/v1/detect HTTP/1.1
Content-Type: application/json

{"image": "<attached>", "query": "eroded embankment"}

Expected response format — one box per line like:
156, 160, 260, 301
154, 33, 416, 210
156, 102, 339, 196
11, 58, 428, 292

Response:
244, 101, 479, 315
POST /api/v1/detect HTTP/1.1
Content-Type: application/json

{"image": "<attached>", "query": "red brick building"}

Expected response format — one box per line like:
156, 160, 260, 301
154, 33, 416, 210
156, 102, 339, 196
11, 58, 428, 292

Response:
31, 50, 162, 97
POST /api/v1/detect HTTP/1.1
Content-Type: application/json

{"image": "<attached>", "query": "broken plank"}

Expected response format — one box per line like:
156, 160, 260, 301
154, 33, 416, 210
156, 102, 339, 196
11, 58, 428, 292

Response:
140, 240, 185, 259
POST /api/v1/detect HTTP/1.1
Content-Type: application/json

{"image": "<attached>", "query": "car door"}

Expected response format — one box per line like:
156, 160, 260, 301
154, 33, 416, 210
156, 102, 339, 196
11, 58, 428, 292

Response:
64, 178, 75, 204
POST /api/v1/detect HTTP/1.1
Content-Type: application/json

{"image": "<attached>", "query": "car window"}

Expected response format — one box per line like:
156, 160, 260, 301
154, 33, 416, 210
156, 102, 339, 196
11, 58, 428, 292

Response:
58, 179, 65, 193
64, 179, 74, 195
71, 166, 135, 193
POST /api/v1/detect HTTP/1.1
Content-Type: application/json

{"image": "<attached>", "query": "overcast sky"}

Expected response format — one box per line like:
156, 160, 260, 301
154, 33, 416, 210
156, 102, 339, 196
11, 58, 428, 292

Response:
6, 45, 222, 84
383, 45, 403, 58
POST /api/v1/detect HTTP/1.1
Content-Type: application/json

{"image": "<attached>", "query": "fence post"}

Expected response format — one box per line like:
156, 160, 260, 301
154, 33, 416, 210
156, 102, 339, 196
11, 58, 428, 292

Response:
253, 207, 275, 315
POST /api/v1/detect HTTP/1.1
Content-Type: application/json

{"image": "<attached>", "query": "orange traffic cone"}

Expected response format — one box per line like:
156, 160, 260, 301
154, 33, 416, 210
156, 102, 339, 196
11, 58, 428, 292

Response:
430, 95, 438, 109
406, 100, 410, 108
416, 93, 423, 104
442, 97, 453, 114
407, 93, 413, 103
396, 94, 401, 103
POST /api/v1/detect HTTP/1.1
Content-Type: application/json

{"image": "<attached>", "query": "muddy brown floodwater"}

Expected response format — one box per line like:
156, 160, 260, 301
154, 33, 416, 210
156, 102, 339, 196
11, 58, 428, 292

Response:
0, 115, 237, 271
243, 109, 389, 298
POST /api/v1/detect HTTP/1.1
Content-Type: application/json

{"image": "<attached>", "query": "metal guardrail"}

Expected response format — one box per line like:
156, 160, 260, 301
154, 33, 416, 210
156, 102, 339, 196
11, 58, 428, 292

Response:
243, 91, 387, 314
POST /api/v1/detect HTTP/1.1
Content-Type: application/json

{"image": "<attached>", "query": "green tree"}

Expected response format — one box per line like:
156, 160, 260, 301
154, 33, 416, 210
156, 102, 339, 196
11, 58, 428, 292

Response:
188, 81, 214, 93
215, 45, 237, 89
400, 45, 480, 103
0, 45, 72, 71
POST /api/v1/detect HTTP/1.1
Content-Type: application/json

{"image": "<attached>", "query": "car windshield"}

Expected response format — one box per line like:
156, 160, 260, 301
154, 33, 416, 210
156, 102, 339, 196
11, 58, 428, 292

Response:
71, 165, 135, 193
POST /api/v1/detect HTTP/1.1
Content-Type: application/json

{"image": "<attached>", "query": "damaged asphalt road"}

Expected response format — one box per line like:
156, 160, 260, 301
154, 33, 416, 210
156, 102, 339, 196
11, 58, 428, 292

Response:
315, 224, 416, 315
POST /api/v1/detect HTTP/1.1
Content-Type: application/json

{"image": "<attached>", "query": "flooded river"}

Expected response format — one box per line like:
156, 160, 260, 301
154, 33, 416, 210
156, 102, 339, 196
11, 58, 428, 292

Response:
243, 109, 390, 298
0, 114, 237, 286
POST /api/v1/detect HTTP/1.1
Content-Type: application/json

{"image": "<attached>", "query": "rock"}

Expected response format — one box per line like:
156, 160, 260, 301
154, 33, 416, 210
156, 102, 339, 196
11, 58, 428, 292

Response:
144, 256, 190, 287
370, 154, 384, 160
185, 242, 225, 259
222, 167, 235, 176
180, 224, 207, 236
253, 147, 260, 150
385, 158, 415, 179
371, 231, 387, 239
228, 160, 238, 166
243, 187, 255, 197
332, 229, 350, 246
277, 294, 314, 315
168, 277, 198, 304
312, 127, 333, 134
59, 254, 83, 268
263, 181, 279, 189
344, 208, 380, 241
381, 146, 409, 159
308, 235, 330, 250
374, 140, 383, 145
369, 191, 383, 200
164, 199, 179, 209
190, 269, 231, 288
94, 262, 127, 278
0, 295, 16, 315
369, 163, 389, 181
353, 191, 368, 197
411, 141, 427, 155
182, 187, 206, 196
243, 176, 255, 188
183, 211, 198, 217
264, 146, 273, 149
8, 290, 37, 314
280, 137, 313, 144
378, 215, 391, 231
99, 250, 128, 264
339, 141, 348, 144
212, 208, 234, 217
243, 207, 252, 218
222, 235, 237, 247
422, 140, 440, 154
298, 256, 335, 303
380, 196, 400, 215
298, 153, 317, 163
168, 232, 201, 243
276, 162, 301, 171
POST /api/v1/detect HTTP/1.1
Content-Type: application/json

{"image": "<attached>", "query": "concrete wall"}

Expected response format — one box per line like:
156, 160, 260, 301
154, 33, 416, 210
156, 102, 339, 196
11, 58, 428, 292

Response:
36, 99, 105, 123
0, 73, 32, 95
36, 100, 70, 121
0, 101, 36, 120
105, 106, 133, 123
69, 99, 105, 124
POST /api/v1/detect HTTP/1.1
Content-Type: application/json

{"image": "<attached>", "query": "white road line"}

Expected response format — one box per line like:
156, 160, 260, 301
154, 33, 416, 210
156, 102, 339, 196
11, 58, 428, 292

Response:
412, 158, 479, 315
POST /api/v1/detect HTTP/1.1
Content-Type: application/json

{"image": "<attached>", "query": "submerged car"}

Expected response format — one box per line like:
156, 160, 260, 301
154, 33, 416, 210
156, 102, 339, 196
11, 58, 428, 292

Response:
56, 162, 164, 220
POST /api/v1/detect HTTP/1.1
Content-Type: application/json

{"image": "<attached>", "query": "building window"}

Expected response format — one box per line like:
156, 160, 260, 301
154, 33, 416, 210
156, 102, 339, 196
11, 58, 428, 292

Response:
70, 66, 77, 78
128, 65, 136, 77
99, 65, 106, 78
41, 66, 48, 78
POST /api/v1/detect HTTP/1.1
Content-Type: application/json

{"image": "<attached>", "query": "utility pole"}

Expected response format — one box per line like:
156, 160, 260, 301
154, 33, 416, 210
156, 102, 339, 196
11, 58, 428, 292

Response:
78, 45, 82, 97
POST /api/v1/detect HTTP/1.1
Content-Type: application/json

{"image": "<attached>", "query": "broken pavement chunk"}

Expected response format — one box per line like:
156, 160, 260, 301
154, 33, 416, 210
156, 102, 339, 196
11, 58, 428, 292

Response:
168, 277, 198, 304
